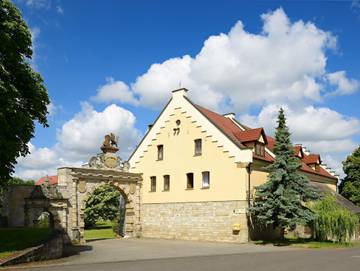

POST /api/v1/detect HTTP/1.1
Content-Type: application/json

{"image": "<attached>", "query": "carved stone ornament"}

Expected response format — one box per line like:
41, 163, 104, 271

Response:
129, 183, 136, 194
78, 180, 87, 193
85, 133, 129, 172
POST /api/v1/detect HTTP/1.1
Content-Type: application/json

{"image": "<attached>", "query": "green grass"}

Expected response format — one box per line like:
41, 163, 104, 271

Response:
254, 238, 360, 249
84, 221, 116, 241
0, 227, 52, 260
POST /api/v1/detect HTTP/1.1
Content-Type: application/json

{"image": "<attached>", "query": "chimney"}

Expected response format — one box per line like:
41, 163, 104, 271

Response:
172, 88, 188, 100
223, 113, 236, 119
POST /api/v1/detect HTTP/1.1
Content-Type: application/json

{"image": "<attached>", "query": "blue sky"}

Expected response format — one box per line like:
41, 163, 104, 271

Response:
14, 0, 360, 179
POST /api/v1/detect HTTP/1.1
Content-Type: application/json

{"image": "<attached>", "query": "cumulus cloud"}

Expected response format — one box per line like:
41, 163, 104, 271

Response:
240, 105, 360, 175
15, 103, 142, 180
96, 8, 357, 112
92, 77, 138, 105
57, 102, 141, 161
240, 105, 359, 150
326, 71, 359, 95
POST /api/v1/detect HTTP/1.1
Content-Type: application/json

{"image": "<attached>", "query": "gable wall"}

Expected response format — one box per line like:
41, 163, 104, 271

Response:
131, 107, 248, 203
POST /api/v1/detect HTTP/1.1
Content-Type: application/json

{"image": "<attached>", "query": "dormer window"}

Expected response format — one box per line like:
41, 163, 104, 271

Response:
194, 139, 202, 156
255, 142, 265, 157
157, 145, 163, 160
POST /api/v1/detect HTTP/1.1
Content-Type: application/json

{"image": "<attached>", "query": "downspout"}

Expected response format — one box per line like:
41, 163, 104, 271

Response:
246, 162, 252, 243
246, 163, 252, 208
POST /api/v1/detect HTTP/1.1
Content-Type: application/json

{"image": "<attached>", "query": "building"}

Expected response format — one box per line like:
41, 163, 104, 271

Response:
128, 88, 339, 243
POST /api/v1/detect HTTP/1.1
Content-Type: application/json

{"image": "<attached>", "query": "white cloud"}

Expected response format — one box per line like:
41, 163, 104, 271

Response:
15, 103, 142, 180
29, 27, 40, 66
56, 5, 64, 14
92, 77, 138, 105
240, 105, 360, 176
25, 0, 50, 9
98, 8, 356, 112
326, 71, 359, 95
240, 105, 360, 148
57, 102, 141, 161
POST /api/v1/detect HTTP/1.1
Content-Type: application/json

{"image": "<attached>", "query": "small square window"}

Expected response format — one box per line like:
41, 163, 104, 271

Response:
157, 145, 164, 160
163, 175, 170, 191
194, 139, 202, 156
186, 173, 194, 189
202, 171, 210, 188
150, 176, 156, 192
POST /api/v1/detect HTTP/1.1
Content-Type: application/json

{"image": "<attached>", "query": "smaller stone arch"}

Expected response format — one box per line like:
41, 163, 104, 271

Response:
24, 185, 66, 231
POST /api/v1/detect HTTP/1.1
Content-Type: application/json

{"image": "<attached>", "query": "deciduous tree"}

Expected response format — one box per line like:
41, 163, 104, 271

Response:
339, 146, 360, 207
0, 0, 50, 186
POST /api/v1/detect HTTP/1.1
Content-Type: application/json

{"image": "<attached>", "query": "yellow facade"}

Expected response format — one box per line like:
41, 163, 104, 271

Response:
131, 107, 249, 203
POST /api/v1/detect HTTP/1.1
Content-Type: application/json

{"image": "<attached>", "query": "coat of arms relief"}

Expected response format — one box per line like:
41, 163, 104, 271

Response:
85, 133, 129, 172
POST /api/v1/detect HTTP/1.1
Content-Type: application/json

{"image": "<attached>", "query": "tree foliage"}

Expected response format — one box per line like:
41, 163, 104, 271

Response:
311, 195, 359, 243
249, 108, 319, 230
84, 185, 121, 228
339, 146, 360, 207
0, 0, 50, 185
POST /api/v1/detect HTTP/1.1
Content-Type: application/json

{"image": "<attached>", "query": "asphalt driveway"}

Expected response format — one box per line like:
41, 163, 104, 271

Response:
5, 239, 360, 271
60, 238, 296, 265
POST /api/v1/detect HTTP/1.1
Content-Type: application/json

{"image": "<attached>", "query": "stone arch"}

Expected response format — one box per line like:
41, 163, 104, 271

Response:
78, 181, 133, 241
57, 167, 142, 243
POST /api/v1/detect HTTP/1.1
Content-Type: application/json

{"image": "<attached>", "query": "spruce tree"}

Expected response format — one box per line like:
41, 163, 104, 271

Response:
339, 146, 360, 207
249, 108, 318, 231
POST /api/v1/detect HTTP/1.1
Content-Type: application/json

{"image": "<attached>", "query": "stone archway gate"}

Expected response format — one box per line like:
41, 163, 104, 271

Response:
56, 167, 142, 243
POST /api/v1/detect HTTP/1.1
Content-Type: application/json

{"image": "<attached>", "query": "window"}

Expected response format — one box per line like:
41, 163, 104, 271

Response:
202, 171, 210, 188
194, 139, 202, 156
150, 176, 156, 192
163, 175, 170, 191
157, 145, 164, 160
255, 143, 265, 157
186, 173, 194, 189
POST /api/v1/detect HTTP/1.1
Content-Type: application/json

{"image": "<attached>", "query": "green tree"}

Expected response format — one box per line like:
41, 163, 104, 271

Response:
0, 0, 50, 186
249, 108, 318, 232
84, 185, 121, 228
311, 195, 359, 243
339, 146, 360, 207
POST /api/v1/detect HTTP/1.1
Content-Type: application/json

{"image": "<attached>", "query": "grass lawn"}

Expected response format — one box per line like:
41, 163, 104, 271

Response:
84, 221, 116, 241
0, 227, 52, 260
254, 238, 360, 249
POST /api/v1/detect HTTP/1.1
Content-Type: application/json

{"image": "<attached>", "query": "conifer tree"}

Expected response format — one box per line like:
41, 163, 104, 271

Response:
249, 108, 318, 230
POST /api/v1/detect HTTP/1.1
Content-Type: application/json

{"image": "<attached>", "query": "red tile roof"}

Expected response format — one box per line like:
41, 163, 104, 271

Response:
234, 128, 267, 144
266, 136, 276, 151
303, 154, 321, 165
194, 104, 246, 148
192, 102, 337, 181
36, 175, 58, 185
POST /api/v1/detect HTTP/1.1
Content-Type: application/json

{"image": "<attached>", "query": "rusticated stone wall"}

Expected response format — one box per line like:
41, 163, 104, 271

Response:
141, 200, 249, 243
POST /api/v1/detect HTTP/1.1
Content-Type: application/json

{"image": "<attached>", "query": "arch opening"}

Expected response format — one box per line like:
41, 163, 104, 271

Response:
80, 183, 130, 242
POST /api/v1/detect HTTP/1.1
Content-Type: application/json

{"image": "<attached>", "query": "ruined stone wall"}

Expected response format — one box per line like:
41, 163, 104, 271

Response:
141, 200, 249, 243
3, 185, 34, 227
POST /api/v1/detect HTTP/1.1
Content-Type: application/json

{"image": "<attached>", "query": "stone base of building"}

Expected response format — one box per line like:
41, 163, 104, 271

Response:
141, 200, 249, 243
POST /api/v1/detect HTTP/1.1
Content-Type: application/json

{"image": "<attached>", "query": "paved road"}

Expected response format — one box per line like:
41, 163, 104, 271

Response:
4, 239, 360, 271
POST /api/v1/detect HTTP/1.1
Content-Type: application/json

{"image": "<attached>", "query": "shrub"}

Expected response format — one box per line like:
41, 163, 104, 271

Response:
84, 184, 121, 228
311, 195, 359, 243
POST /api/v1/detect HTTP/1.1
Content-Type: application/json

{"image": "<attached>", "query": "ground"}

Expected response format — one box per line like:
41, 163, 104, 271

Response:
0, 228, 51, 260
84, 221, 115, 241
4, 238, 360, 270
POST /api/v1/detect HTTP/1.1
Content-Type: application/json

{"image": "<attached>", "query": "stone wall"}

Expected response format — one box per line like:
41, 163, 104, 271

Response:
3, 185, 35, 227
141, 200, 249, 243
